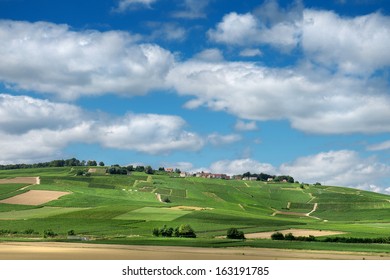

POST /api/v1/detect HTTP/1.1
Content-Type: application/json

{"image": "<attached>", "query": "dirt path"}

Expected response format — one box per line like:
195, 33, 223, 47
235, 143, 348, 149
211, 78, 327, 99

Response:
306, 203, 318, 216
156, 193, 163, 203
271, 203, 320, 220
0, 242, 389, 260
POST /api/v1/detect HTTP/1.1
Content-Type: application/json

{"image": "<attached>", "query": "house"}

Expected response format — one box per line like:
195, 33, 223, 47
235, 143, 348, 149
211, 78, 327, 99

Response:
267, 178, 274, 182
165, 168, 174, 172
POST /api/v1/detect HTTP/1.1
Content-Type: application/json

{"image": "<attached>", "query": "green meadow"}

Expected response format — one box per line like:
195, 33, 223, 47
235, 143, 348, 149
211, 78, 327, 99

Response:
0, 166, 390, 253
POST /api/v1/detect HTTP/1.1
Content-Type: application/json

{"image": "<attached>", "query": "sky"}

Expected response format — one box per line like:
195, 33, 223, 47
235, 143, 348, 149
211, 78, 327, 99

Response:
1, 0, 390, 193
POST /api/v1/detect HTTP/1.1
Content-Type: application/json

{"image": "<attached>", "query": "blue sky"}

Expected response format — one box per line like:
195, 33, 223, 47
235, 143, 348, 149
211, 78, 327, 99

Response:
1, 0, 390, 193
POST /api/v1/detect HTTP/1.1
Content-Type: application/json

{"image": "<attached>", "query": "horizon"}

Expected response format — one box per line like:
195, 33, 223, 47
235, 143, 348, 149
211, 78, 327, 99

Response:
1, 0, 390, 194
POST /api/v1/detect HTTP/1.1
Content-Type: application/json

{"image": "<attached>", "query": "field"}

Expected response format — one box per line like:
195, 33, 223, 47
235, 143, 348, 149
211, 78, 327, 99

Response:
0, 166, 390, 258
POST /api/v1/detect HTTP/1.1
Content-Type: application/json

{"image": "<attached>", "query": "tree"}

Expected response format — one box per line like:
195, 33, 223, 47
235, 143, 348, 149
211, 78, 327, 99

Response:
176, 224, 196, 238
87, 160, 97, 166
43, 229, 57, 238
227, 228, 246, 239
145, 165, 154, 174
135, 166, 145, 172
99, 161, 105, 167
271, 232, 285, 240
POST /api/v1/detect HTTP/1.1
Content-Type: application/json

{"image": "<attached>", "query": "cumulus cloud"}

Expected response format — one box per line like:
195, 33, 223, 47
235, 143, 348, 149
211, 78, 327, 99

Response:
234, 120, 258, 131
95, 114, 204, 154
208, 1, 302, 50
207, 133, 242, 146
367, 140, 390, 151
147, 22, 187, 42
239, 48, 262, 57
206, 150, 390, 193
167, 60, 390, 134
208, 2, 390, 75
280, 150, 390, 189
302, 10, 390, 75
113, 0, 157, 12
194, 48, 224, 62
172, 0, 209, 19
0, 20, 174, 99
0, 94, 203, 163
210, 158, 277, 176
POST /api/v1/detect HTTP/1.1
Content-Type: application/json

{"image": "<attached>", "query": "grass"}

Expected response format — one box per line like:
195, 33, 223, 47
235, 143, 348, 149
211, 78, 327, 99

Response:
114, 207, 191, 221
0, 167, 390, 254
0, 206, 88, 220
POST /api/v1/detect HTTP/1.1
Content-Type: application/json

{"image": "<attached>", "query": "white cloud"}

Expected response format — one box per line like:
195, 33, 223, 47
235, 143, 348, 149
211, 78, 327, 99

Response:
367, 140, 390, 151
148, 22, 187, 42
280, 150, 390, 189
167, 60, 390, 134
209, 4, 390, 74
0, 94, 203, 163
206, 150, 390, 193
239, 48, 262, 57
194, 48, 224, 62
208, 1, 302, 50
0, 20, 174, 99
210, 158, 276, 176
302, 10, 390, 75
208, 12, 261, 46
0, 94, 83, 134
113, 0, 157, 12
172, 0, 209, 19
96, 114, 204, 154
207, 133, 242, 146
234, 120, 258, 131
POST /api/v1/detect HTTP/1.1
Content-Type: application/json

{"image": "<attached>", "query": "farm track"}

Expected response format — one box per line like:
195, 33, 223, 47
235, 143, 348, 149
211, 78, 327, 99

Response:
1, 242, 390, 260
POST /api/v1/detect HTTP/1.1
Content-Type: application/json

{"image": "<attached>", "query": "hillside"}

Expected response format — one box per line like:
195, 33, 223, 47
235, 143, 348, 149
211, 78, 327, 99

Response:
0, 167, 390, 253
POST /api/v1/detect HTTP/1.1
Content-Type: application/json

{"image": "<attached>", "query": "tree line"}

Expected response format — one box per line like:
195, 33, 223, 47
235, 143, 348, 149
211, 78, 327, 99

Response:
0, 158, 104, 170
241, 172, 295, 183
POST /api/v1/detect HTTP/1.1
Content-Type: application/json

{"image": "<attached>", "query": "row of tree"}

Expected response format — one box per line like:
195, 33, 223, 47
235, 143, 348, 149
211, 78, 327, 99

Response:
0, 158, 104, 170
241, 172, 295, 183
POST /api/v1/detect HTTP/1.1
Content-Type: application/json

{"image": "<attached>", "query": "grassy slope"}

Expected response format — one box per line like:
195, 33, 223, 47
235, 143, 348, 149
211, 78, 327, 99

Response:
0, 167, 389, 253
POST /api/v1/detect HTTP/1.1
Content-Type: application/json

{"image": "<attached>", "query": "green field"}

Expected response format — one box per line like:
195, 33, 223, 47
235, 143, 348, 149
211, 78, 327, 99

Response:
0, 166, 390, 253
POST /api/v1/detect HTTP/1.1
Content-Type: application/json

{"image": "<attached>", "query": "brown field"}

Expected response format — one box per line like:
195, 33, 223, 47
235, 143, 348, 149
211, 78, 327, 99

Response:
0, 242, 389, 260
0, 177, 39, 185
0, 190, 70, 206
245, 229, 346, 239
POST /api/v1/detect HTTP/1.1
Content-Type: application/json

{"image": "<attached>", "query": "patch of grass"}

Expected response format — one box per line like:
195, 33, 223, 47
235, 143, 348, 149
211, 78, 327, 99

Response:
0, 206, 88, 220
114, 207, 191, 222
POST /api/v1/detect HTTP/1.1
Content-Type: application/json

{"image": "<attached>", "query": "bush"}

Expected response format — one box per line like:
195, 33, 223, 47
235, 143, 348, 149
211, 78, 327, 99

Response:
271, 232, 285, 240
152, 228, 160, 237
160, 225, 174, 237
227, 228, 246, 239
176, 224, 196, 238
67, 230, 76, 236
284, 233, 296, 241
23, 229, 36, 235
43, 229, 57, 238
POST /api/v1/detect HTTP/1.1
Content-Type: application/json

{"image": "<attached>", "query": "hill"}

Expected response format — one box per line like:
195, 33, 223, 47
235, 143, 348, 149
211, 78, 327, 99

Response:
0, 167, 390, 253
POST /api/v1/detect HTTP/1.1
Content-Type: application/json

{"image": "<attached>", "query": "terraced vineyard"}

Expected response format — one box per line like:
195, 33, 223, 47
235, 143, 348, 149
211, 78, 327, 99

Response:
0, 167, 390, 253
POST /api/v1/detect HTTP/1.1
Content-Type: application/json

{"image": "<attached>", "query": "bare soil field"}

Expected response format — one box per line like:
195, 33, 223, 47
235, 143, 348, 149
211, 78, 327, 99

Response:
0, 177, 39, 185
245, 229, 346, 239
0, 242, 389, 260
0, 190, 70, 206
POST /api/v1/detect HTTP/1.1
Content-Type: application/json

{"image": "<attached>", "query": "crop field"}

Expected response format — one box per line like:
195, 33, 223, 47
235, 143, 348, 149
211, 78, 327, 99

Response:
0, 166, 390, 254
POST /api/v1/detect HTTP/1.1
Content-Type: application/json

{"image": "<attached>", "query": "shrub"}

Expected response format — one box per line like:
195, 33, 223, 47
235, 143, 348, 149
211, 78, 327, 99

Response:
271, 232, 285, 240
227, 228, 246, 239
67, 230, 76, 236
177, 224, 196, 238
43, 229, 57, 238
284, 233, 296, 241
152, 228, 160, 237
